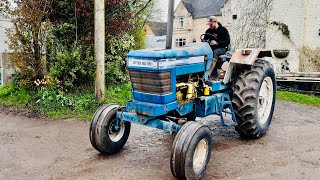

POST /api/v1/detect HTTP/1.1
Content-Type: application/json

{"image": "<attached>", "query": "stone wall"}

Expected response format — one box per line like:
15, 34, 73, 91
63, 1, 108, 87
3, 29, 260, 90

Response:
224, 0, 274, 49
299, 47, 320, 72
0, 53, 16, 85
223, 0, 320, 73
266, 0, 320, 72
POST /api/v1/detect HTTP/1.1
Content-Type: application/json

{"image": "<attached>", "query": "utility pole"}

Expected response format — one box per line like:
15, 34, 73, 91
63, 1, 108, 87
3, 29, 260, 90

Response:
166, 0, 175, 49
94, 0, 105, 101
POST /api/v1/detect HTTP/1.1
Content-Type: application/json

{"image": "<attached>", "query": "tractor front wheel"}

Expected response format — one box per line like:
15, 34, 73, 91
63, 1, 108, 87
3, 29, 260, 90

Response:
89, 104, 131, 154
170, 121, 212, 180
232, 59, 276, 139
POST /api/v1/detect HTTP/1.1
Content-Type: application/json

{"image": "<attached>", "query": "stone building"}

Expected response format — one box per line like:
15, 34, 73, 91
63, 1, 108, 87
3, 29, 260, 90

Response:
173, 0, 227, 47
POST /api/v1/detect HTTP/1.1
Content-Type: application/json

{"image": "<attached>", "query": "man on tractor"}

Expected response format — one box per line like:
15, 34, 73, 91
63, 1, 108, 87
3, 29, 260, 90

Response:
203, 16, 230, 77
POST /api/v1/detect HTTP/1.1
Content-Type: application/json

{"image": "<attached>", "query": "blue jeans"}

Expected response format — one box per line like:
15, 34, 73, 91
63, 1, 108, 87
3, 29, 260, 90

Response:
211, 48, 226, 77
213, 48, 227, 60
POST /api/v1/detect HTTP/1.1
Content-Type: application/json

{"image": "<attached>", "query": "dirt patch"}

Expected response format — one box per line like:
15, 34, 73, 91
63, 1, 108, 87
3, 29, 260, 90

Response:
0, 100, 320, 180
0, 105, 39, 118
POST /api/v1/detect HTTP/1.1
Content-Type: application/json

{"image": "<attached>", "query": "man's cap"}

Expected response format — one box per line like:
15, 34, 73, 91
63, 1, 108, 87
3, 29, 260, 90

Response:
207, 16, 217, 24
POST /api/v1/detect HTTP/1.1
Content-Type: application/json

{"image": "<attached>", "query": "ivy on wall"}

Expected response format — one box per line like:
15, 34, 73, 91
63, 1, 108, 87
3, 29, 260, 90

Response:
271, 21, 290, 39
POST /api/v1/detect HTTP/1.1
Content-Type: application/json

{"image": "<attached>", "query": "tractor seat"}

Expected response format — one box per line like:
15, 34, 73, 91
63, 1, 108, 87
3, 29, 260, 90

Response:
219, 50, 232, 62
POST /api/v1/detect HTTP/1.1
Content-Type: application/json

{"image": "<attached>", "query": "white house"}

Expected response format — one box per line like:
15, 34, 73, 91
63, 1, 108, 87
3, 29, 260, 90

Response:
0, 15, 15, 85
222, 0, 320, 73
0, 17, 12, 53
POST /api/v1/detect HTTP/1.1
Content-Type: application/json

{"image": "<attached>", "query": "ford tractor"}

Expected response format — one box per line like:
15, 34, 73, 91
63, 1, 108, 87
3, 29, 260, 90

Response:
89, 2, 276, 180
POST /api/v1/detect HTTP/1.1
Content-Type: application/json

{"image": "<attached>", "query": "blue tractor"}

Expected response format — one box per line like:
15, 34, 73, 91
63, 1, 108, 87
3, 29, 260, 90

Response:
89, 41, 276, 179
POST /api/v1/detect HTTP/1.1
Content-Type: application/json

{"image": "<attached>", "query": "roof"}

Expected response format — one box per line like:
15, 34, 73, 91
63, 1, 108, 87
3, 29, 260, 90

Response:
145, 35, 166, 48
150, 22, 167, 36
183, 2, 193, 13
181, 0, 227, 18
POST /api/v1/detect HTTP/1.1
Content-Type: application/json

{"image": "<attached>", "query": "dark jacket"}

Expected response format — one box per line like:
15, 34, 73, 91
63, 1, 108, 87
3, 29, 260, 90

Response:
204, 23, 230, 51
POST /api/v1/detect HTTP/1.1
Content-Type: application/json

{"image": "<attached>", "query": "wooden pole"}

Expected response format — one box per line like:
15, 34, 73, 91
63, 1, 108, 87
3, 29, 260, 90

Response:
94, 0, 105, 101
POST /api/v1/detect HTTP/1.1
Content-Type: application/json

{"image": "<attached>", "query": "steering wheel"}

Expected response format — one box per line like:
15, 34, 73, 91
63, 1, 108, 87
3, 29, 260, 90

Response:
200, 33, 217, 43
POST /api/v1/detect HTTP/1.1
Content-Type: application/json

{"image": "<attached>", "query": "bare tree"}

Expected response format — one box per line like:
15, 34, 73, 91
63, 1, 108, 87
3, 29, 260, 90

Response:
4, 0, 52, 87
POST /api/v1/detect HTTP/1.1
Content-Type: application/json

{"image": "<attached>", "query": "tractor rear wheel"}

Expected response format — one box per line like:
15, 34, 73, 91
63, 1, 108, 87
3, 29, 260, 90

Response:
170, 121, 212, 180
232, 59, 276, 139
89, 104, 131, 154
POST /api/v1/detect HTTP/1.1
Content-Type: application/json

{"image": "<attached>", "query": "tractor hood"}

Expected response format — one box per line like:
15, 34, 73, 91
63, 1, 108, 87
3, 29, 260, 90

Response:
127, 42, 213, 59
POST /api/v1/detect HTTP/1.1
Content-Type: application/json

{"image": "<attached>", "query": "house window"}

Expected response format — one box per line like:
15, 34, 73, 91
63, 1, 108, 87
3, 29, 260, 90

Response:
176, 38, 186, 47
177, 17, 184, 28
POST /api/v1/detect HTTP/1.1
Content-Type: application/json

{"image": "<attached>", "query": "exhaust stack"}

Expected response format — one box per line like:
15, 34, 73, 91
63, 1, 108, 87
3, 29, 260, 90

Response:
166, 0, 175, 49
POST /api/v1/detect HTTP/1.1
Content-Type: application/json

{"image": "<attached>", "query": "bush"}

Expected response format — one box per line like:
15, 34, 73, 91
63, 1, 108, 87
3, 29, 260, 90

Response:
36, 87, 74, 110
131, 28, 146, 50
34, 85, 99, 120
47, 43, 95, 89
106, 34, 135, 85
51, 23, 76, 47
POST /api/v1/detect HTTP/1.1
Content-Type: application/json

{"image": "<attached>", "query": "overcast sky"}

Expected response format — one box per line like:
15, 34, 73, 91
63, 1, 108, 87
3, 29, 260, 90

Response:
155, 0, 181, 22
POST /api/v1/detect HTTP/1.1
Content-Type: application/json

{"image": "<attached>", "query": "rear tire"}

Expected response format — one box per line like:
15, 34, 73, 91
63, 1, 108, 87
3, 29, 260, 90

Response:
232, 59, 276, 139
89, 104, 131, 154
170, 122, 212, 180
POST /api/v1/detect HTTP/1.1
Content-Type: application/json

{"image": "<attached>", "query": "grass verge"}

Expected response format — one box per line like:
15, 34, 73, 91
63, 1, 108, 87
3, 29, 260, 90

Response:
0, 83, 32, 108
0, 83, 132, 121
1, 84, 318, 121
277, 91, 320, 107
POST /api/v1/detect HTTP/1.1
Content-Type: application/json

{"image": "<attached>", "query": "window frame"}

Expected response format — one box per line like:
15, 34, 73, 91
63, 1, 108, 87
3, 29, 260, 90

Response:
175, 38, 187, 47
177, 17, 185, 29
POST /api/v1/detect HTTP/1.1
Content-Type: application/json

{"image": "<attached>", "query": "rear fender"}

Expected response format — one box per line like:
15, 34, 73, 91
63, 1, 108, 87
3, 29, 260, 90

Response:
223, 49, 273, 84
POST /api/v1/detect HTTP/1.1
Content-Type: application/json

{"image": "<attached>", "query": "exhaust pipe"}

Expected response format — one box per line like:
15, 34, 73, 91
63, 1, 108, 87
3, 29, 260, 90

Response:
166, 0, 175, 49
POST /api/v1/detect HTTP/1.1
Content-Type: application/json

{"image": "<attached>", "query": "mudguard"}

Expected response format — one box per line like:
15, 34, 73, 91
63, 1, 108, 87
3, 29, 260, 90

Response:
223, 49, 273, 84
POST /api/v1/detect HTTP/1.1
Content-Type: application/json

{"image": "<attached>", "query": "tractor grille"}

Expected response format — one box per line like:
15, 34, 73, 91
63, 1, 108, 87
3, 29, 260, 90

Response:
129, 70, 171, 95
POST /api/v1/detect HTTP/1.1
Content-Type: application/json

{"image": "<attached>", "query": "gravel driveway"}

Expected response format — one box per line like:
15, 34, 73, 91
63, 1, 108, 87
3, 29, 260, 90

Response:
0, 100, 319, 180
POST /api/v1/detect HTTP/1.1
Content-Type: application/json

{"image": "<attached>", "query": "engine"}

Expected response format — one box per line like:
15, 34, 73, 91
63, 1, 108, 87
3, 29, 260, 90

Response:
176, 74, 205, 103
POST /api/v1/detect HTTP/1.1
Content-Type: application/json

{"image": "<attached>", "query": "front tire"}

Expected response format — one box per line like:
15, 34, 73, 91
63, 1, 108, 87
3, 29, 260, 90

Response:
89, 104, 131, 154
232, 59, 276, 139
170, 122, 212, 180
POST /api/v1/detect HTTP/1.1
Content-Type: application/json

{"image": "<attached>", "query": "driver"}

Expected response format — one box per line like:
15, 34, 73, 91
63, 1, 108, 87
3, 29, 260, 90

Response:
204, 16, 230, 61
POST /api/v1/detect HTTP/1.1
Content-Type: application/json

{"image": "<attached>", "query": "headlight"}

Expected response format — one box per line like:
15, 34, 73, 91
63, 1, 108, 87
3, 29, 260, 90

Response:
242, 49, 252, 55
